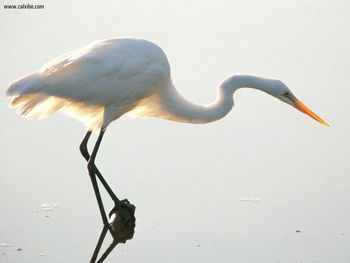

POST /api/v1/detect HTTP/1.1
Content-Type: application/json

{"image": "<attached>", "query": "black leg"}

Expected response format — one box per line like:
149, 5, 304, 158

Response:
86, 128, 108, 225
90, 224, 109, 263
80, 131, 120, 203
80, 130, 136, 263
96, 240, 118, 263
80, 130, 92, 160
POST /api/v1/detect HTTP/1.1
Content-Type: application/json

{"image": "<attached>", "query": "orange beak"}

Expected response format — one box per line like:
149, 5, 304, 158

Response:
294, 99, 329, 127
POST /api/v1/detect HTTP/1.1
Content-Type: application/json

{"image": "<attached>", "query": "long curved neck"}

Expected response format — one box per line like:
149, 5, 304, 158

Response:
158, 81, 232, 124
159, 75, 276, 124
225, 74, 278, 96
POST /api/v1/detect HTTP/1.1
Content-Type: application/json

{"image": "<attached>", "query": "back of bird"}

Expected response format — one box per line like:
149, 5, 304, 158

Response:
5, 38, 171, 129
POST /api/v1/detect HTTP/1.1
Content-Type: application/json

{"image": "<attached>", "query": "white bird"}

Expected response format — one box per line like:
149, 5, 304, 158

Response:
5, 37, 328, 239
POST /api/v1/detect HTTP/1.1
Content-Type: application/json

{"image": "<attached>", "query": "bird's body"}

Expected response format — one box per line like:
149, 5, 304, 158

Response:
6, 38, 230, 130
7, 38, 169, 130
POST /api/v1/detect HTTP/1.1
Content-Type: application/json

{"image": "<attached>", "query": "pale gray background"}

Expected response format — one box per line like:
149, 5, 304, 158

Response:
0, 0, 349, 262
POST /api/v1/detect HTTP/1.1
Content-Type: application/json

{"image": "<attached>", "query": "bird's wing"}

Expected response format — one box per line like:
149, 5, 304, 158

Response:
6, 38, 171, 130
8, 38, 170, 107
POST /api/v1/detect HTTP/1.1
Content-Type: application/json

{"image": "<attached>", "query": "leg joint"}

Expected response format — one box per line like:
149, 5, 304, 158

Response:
80, 131, 92, 160
80, 143, 89, 159
87, 159, 95, 174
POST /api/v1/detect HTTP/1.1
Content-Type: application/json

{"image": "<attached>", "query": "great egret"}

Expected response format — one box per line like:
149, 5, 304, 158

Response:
5, 37, 328, 260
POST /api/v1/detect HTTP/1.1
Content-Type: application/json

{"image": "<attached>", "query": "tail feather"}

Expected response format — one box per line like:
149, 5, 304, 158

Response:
16, 95, 46, 116
8, 94, 62, 119
6, 72, 50, 119
6, 72, 44, 97
6, 72, 104, 131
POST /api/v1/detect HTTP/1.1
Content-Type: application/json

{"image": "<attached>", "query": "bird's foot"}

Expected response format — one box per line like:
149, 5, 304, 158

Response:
108, 199, 136, 244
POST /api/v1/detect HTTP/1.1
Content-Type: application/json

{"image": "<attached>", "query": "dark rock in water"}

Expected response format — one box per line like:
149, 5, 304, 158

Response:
16, 248, 23, 251
109, 199, 136, 244
295, 230, 302, 233
89, 199, 137, 263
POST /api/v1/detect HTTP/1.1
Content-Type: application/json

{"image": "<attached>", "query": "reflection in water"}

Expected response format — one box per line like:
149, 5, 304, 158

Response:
90, 199, 136, 263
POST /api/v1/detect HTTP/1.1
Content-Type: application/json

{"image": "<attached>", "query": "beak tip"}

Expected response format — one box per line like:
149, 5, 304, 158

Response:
294, 99, 329, 128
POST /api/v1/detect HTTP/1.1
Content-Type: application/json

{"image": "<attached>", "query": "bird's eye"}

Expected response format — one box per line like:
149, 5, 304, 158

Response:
284, 91, 290, 96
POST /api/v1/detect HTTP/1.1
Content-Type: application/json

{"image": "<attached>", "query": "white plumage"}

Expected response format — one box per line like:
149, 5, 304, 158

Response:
6, 37, 328, 130
6, 38, 172, 130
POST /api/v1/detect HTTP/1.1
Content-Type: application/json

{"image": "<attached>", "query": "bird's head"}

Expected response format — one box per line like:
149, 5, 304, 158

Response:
271, 80, 329, 126
222, 74, 329, 126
